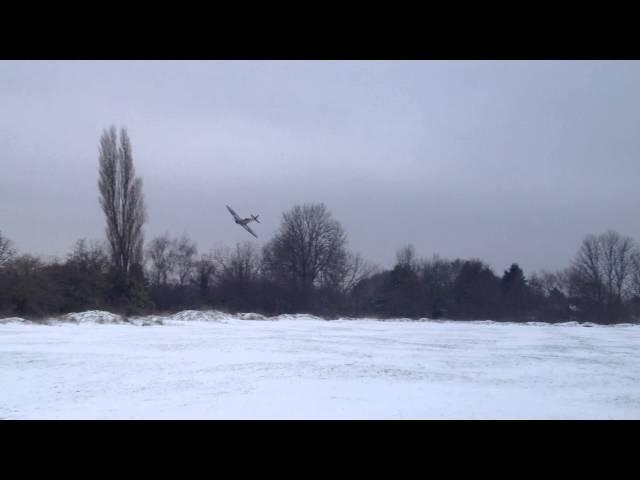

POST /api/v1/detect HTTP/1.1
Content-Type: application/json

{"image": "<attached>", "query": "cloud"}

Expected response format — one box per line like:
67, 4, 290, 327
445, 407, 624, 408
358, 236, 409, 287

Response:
1, 60, 639, 274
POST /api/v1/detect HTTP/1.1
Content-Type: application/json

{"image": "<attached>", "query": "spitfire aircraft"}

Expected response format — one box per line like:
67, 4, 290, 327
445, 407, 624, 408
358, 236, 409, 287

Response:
226, 205, 260, 238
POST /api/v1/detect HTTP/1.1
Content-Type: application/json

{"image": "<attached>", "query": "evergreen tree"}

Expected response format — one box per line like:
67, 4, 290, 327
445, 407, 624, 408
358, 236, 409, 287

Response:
500, 263, 530, 320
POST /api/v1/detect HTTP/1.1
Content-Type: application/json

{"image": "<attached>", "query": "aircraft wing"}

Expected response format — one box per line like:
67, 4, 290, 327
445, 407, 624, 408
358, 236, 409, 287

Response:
242, 223, 258, 238
226, 205, 241, 222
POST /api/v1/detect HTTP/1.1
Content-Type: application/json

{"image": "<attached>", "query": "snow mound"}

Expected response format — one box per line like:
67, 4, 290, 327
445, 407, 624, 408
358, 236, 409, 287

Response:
169, 310, 229, 323
238, 313, 269, 321
0, 317, 27, 324
62, 311, 124, 324
126, 315, 165, 327
271, 313, 324, 321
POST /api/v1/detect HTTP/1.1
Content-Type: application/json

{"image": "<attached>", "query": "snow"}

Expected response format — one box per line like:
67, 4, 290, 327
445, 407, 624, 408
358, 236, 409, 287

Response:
1, 311, 639, 419
63, 310, 124, 324
238, 312, 269, 321
167, 310, 228, 323
0, 317, 26, 325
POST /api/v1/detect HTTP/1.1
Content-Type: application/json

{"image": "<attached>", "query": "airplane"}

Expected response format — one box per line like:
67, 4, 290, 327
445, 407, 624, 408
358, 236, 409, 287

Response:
226, 205, 260, 238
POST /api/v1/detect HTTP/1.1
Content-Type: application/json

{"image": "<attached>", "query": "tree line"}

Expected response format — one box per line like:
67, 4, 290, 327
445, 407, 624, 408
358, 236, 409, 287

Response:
1, 126, 640, 323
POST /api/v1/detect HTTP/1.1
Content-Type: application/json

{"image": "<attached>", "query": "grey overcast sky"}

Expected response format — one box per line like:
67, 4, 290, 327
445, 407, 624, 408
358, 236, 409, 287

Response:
1, 60, 639, 274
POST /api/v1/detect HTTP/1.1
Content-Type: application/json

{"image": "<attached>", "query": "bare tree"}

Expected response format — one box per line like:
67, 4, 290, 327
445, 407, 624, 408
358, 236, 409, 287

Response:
340, 252, 378, 294
146, 234, 176, 286
214, 242, 262, 284
212, 242, 263, 311
570, 234, 605, 305
66, 239, 109, 273
396, 244, 420, 272
0, 230, 16, 266
98, 126, 147, 279
420, 255, 464, 317
569, 230, 637, 321
602, 230, 635, 300
2, 254, 52, 316
529, 269, 570, 297
173, 234, 198, 287
61, 239, 110, 310
192, 251, 216, 300
631, 250, 640, 298
263, 203, 348, 292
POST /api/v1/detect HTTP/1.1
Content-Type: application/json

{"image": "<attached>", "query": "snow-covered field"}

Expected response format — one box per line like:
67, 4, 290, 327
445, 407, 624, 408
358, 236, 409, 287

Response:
1, 311, 639, 419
